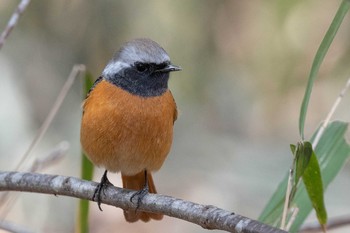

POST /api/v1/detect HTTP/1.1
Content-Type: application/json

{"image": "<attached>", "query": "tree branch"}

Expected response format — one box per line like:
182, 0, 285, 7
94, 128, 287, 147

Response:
300, 215, 350, 232
0, 0, 31, 50
0, 171, 286, 233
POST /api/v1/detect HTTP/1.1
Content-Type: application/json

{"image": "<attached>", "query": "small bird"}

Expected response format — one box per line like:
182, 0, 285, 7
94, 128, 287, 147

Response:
80, 38, 181, 222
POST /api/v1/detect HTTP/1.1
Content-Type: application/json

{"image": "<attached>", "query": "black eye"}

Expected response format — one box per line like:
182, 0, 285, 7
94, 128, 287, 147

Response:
135, 62, 149, 73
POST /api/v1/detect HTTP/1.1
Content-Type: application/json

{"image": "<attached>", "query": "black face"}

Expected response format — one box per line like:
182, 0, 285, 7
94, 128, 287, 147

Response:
105, 61, 171, 97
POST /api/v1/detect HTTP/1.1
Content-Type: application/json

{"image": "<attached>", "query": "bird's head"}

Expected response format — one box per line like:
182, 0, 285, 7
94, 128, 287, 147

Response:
102, 38, 181, 97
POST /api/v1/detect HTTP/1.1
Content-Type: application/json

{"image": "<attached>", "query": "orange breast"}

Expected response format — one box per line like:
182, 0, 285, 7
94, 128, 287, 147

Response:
80, 80, 177, 175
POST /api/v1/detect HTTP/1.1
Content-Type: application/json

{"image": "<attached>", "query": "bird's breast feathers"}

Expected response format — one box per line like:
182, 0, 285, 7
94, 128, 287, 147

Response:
81, 79, 177, 174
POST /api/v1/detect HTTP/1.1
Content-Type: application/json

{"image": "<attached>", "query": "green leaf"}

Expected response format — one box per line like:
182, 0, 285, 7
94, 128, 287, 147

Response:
76, 71, 95, 233
294, 142, 312, 185
290, 144, 296, 154
259, 121, 350, 232
289, 141, 312, 205
302, 150, 327, 225
298, 0, 350, 139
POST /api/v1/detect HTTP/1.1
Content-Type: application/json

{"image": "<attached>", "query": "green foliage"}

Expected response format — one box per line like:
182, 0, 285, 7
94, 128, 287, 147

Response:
289, 141, 312, 204
298, 0, 350, 139
293, 142, 312, 187
76, 72, 95, 233
291, 142, 327, 228
260, 1, 350, 231
302, 150, 327, 226
259, 121, 350, 232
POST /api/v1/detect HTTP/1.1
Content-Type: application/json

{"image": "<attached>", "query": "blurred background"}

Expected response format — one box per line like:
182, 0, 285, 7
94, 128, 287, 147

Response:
0, 0, 350, 232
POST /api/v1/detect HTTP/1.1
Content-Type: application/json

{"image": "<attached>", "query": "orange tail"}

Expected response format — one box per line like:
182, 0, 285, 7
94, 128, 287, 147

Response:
121, 171, 163, 222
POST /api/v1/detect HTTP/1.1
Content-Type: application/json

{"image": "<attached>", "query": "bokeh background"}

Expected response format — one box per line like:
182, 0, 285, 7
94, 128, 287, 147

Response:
1, 1, 350, 232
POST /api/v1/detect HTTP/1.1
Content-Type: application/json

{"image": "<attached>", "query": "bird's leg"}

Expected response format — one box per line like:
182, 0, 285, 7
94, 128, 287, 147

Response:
93, 170, 112, 211
130, 170, 149, 209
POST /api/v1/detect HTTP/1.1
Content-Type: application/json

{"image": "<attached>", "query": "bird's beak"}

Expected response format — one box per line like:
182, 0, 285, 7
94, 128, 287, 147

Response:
156, 64, 182, 73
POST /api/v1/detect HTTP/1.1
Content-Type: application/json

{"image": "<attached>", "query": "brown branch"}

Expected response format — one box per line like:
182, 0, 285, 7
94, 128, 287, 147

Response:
0, 171, 286, 233
300, 215, 350, 232
0, 0, 31, 50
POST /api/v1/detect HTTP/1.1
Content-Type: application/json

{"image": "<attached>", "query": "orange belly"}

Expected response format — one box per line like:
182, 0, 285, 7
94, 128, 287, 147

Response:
80, 80, 177, 175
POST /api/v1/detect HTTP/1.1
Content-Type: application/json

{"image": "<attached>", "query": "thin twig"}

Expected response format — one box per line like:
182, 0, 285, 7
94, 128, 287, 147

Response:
285, 207, 299, 231
15, 65, 85, 171
0, 171, 287, 233
281, 169, 293, 230
312, 77, 350, 148
0, 142, 68, 218
300, 215, 350, 232
30, 141, 69, 172
0, 0, 31, 50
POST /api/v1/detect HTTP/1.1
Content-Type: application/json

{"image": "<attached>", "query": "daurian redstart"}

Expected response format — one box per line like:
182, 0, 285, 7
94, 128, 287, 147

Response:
80, 38, 181, 222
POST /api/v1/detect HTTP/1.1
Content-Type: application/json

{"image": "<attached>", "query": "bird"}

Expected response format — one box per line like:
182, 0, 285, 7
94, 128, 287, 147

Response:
80, 38, 181, 222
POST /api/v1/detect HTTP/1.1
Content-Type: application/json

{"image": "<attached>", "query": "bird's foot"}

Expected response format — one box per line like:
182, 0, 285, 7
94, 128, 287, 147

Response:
130, 185, 149, 210
93, 170, 112, 211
